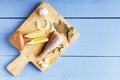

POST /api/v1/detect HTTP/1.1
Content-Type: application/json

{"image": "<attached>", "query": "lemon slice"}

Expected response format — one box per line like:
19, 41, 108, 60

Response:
27, 37, 48, 44
25, 30, 45, 38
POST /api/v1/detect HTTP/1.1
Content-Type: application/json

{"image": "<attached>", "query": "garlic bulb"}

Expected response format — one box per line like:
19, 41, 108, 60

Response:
39, 8, 48, 17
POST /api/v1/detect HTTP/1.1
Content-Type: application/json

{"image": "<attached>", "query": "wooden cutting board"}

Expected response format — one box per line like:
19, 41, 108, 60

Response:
7, 2, 79, 76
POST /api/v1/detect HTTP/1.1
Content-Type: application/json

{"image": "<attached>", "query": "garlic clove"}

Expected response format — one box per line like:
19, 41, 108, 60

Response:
39, 8, 48, 17
41, 63, 48, 68
38, 60, 44, 64
44, 58, 50, 63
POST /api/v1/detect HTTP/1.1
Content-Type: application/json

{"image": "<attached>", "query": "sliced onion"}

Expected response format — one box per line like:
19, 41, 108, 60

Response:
36, 18, 49, 30
36, 18, 53, 32
48, 19, 53, 32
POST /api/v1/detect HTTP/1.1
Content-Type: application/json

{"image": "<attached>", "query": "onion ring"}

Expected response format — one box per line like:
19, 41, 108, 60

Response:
36, 18, 53, 32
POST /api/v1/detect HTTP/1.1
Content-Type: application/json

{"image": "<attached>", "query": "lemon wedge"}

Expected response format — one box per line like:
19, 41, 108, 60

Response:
27, 37, 48, 44
25, 30, 45, 38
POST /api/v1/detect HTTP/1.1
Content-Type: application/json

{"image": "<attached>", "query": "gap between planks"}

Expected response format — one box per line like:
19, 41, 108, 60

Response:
2, 55, 120, 57
1, 17, 120, 19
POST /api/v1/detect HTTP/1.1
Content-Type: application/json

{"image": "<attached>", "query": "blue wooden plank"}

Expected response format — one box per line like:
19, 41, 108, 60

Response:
0, 19, 25, 33
1, 56, 120, 80
49, 0, 120, 17
0, 33, 19, 55
1, 19, 120, 56
0, 0, 120, 17
0, 0, 47, 18
67, 19, 120, 56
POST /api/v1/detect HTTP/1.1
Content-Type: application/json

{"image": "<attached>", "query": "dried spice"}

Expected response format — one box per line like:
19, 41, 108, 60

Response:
51, 44, 64, 55
53, 20, 69, 37
56, 44, 64, 52
67, 27, 74, 43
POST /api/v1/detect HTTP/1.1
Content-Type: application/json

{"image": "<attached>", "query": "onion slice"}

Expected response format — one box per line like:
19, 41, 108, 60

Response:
36, 18, 53, 32
36, 18, 49, 30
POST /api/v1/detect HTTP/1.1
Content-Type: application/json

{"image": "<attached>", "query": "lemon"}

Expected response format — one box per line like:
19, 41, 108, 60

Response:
27, 37, 48, 44
25, 30, 45, 38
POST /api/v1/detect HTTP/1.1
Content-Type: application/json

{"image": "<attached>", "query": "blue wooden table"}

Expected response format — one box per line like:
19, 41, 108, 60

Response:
1, 0, 120, 80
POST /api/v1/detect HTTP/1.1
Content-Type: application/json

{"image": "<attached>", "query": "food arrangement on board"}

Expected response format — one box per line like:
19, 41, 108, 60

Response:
7, 2, 79, 76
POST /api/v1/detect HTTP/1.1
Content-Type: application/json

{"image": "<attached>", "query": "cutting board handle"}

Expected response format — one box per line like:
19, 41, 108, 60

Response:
7, 55, 29, 76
